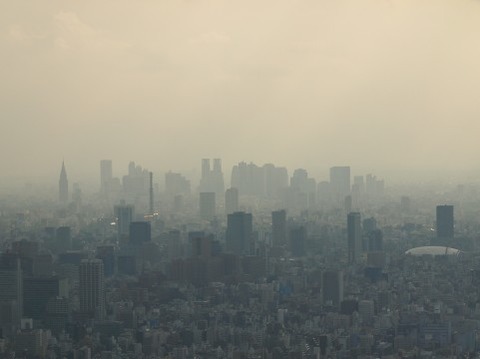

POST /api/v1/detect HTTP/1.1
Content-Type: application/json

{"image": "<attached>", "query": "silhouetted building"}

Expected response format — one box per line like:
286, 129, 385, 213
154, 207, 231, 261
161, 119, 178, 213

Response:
330, 166, 350, 203
200, 158, 224, 195
322, 270, 344, 306
129, 221, 151, 245
100, 160, 113, 194
0, 254, 23, 334
436, 205, 454, 245
199, 192, 216, 220
225, 188, 239, 215
226, 212, 253, 255
290, 226, 306, 257
348, 212, 362, 264
59, 161, 69, 204
114, 204, 134, 238
79, 259, 105, 320
165, 171, 191, 197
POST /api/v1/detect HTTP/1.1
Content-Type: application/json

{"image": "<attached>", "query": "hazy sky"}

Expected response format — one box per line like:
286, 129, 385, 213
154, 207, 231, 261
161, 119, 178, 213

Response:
2, 0, 480, 184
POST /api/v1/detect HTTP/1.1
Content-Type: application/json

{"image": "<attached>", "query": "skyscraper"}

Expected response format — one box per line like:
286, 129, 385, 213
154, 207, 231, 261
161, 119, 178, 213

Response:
0, 254, 23, 334
436, 205, 454, 244
226, 212, 253, 255
330, 166, 350, 203
200, 158, 225, 195
59, 161, 68, 204
347, 212, 361, 264
129, 221, 152, 245
114, 204, 134, 238
322, 270, 344, 307
79, 259, 105, 320
100, 160, 112, 194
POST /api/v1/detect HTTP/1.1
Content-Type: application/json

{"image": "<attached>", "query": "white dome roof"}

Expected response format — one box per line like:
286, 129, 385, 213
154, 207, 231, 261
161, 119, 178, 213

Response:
405, 246, 461, 256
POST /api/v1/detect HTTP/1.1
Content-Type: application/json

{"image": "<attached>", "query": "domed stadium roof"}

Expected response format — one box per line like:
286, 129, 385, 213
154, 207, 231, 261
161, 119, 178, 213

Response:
405, 246, 461, 256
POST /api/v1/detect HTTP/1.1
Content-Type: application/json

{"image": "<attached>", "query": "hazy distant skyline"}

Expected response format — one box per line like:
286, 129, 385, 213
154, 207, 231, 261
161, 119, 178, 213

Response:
2, 0, 480, 184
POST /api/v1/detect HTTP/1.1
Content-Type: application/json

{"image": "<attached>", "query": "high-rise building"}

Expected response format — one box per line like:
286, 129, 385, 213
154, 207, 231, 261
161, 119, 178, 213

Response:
347, 212, 362, 264
330, 166, 350, 203
199, 192, 216, 220
225, 188, 239, 215
59, 161, 68, 204
436, 205, 454, 244
129, 221, 151, 245
322, 270, 344, 306
79, 259, 105, 320
272, 210, 287, 247
290, 226, 306, 257
100, 160, 113, 194
200, 158, 225, 195
114, 204, 134, 238
226, 212, 253, 255
0, 254, 23, 333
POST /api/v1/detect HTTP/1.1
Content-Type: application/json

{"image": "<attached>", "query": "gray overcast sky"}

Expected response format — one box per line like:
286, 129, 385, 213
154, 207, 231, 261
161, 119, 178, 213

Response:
1, 0, 480, 183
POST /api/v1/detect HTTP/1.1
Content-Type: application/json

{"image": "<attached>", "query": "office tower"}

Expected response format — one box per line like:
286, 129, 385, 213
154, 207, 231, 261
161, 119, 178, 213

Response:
264, 164, 289, 198
114, 204, 134, 238
165, 172, 191, 197
96, 245, 115, 277
226, 212, 253, 255
225, 188, 239, 215
129, 221, 151, 245
436, 205, 454, 244
366, 174, 385, 198
149, 172, 154, 214
322, 270, 344, 306
353, 176, 365, 193
347, 212, 362, 264
199, 192, 216, 220
330, 166, 350, 202
290, 226, 306, 257
272, 210, 287, 247
200, 158, 225, 195
0, 254, 23, 334
59, 161, 68, 203
100, 160, 113, 194
122, 161, 150, 197
212, 158, 225, 194
79, 259, 105, 320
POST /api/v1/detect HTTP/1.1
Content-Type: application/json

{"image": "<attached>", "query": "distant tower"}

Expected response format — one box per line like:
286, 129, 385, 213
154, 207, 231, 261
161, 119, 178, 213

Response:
347, 212, 361, 264
330, 166, 350, 203
114, 204, 134, 239
100, 160, 112, 194
149, 172, 154, 215
322, 270, 344, 307
59, 161, 68, 203
79, 259, 105, 320
226, 212, 253, 255
436, 205, 454, 245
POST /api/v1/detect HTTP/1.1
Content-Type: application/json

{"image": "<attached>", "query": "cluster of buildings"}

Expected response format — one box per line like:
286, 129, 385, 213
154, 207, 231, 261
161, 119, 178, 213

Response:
0, 158, 478, 358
